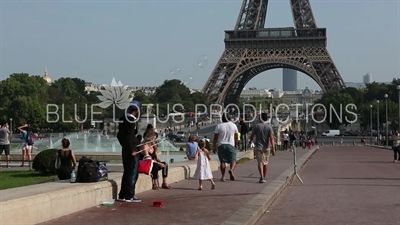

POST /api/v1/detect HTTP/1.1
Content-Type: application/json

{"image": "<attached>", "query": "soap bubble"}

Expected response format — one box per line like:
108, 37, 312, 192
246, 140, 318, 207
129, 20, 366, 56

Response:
182, 76, 194, 86
170, 67, 181, 76
197, 55, 208, 68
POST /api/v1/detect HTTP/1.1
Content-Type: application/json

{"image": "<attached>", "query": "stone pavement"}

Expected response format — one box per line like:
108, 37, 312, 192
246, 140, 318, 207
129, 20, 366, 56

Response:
38, 148, 315, 225
256, 146, 400, 225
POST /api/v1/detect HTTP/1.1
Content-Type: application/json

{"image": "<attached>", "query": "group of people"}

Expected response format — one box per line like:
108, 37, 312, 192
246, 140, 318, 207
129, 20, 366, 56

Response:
116, 100, 277, 201
0, 122, 37, 169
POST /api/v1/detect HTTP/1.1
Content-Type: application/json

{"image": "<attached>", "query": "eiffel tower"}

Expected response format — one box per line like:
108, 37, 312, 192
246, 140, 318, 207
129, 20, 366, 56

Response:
202, 0, 346, 104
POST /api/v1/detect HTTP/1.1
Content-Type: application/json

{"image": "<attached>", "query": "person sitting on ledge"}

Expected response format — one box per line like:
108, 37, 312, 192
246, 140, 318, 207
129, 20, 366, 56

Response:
186, 134, 198, 160
56, 138, 77, 180
140, 134, 171, 190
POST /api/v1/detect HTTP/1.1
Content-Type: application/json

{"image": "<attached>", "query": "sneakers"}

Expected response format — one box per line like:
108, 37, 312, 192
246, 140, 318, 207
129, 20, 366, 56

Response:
258, 178, 267, 183
117, 197, 141, 203
125, 197, 141, 203
228, 170, 235, 181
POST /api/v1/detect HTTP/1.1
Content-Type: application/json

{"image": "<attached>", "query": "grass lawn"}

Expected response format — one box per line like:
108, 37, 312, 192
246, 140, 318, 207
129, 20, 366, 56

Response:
0, 170, 58, 190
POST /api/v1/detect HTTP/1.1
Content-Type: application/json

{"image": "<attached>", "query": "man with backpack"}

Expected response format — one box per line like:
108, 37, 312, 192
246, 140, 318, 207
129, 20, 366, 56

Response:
239, 115, 250, 151
117, 100, 141, 203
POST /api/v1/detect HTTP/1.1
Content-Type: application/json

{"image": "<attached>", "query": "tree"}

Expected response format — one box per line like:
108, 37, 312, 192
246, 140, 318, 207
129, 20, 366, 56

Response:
315, 92, 356, 129
0, 73, 48, 127
340, 87, 364, 108
132, 91, 151, 104
154, 79, 191, 103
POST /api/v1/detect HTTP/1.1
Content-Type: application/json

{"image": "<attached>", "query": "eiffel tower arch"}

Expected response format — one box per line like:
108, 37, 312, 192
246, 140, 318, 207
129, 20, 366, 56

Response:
202, 0, 346, 104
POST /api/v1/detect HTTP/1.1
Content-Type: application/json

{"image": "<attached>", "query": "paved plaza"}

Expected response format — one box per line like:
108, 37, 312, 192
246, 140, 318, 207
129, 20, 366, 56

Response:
38, 148, 313, 225
8, 145, 399, 225
256, 146, 400, 225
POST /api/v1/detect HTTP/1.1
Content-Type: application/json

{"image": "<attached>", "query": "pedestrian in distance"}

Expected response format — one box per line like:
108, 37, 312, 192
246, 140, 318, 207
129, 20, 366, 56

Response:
249, 113, 276, 183
213, 113, 238, 182
392, 130, 400, 163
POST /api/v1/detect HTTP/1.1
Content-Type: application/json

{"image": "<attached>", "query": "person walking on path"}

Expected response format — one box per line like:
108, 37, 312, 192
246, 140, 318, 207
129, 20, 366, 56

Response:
249, 113, 275, 183
194, 140, 215, 190
239, 115, 250, 152
392, 130, 400, 163
213, 113, 238, 181
0, 121, 11, 168
116, 100, 141, 203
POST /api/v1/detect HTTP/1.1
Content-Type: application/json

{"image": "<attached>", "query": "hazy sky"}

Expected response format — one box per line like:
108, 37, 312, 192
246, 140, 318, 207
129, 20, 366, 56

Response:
0, 0, 399, 91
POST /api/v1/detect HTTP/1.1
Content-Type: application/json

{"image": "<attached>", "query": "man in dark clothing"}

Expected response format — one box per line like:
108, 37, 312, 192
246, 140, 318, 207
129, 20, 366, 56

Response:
239, 115, 249, 151
117, 100, 141, 203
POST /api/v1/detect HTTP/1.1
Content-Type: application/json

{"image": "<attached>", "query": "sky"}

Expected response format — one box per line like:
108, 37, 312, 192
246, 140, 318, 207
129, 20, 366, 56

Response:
0, 0, 399, 91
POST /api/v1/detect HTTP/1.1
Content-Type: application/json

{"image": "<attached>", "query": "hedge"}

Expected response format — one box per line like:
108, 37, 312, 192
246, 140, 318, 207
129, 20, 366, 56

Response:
32, 149, 59, 175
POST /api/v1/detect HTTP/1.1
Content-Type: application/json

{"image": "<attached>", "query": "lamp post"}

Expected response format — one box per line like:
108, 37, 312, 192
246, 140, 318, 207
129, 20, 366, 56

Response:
384, 94, 388, 146
9, 118, 13, 141
397, 85, 400, 131
377, 100, 380, 145
370, 105, 373, 145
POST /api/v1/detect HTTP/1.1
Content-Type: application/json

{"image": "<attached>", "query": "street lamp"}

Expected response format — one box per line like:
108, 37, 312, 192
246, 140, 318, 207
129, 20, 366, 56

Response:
9, 118, 13, 141
370, 105, 373, 145
377, 100, 380, 145
384, 94, 388, 146
397, 85, 400, 131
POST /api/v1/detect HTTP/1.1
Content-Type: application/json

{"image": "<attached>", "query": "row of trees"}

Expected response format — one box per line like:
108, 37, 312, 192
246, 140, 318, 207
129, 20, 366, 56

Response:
316, 79, 400, 130
2, 72, 398, 132
0, 73, 207, 132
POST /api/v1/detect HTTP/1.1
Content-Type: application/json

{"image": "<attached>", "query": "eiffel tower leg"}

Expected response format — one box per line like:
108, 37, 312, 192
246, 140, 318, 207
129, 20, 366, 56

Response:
202, 48, 246, 104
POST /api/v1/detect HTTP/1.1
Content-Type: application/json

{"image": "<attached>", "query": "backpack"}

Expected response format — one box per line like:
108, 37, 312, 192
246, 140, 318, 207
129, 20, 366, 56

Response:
50, 150, 61, 170
76, 157, 99, 182
27, 134, 35, 145
98, 163, 108, 181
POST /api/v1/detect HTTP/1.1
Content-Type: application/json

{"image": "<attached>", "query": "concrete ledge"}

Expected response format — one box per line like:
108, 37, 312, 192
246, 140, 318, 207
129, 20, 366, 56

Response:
222, 147, 318, 225
0, 150, 254, 225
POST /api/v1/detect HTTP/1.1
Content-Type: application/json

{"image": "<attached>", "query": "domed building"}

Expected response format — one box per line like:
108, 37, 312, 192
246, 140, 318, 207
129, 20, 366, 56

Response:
43, 66, 52, 85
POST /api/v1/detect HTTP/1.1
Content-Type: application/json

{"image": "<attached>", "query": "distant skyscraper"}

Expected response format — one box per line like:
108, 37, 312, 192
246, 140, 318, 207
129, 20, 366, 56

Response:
363, 73, 372, 84
282, 68, 297, 91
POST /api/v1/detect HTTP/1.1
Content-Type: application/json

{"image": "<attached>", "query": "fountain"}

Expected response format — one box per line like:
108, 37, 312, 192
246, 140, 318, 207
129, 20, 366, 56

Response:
29, 132, 180, 153
83, 134, 88, 150
97, 134, 101, 150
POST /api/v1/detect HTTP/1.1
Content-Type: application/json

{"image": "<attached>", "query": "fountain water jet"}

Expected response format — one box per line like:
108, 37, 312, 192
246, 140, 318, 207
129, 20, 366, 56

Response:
112, 144, 116, 152
84, 134, 88, 150
97, 134, 101, 150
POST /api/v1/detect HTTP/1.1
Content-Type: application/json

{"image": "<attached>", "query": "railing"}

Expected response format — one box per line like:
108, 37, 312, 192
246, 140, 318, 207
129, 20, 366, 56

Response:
225, 28, 326, 40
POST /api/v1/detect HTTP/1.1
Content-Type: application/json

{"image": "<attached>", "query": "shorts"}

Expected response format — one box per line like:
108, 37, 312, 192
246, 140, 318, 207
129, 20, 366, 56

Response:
21, 143, 32, 151
290, 140, 295, 146
217, 144, 237, 164
0, 145, 10, 155
254, 147, 271, 165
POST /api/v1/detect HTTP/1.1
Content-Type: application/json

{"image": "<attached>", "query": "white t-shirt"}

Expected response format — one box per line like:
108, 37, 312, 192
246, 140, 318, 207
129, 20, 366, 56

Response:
214, 122, 238, 147
283, 133, 289, 141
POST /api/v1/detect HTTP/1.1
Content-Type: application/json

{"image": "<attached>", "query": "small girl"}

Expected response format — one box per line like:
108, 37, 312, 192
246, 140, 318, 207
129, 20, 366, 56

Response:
193, 140, 215, 190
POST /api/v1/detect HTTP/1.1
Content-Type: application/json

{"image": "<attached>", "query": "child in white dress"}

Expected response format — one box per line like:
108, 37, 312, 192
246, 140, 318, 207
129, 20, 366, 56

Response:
194, 140, 215, 190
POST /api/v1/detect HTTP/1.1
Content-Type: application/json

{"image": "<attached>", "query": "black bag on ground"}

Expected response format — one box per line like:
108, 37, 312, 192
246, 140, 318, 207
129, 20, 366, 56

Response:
76, 157, 99, 183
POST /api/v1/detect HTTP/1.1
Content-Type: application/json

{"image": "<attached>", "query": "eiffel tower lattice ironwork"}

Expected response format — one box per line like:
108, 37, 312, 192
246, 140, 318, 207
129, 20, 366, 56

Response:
202, 0, 346, 104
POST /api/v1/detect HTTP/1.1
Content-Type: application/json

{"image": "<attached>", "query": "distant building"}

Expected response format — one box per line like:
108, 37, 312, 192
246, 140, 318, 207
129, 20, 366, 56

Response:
345, 82, 366, 89
363, 73, 372, 84
240, 87, 321, 104
43, 66, 52, 85
240, 88, 272, 99
282, 69, 297, 91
